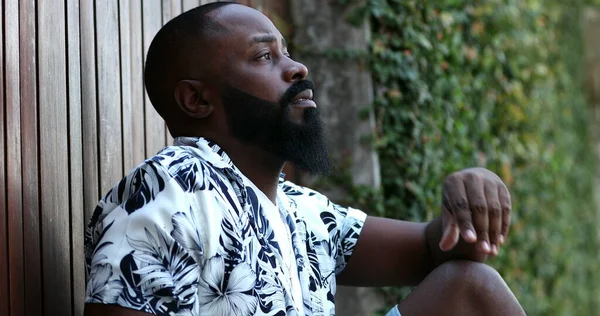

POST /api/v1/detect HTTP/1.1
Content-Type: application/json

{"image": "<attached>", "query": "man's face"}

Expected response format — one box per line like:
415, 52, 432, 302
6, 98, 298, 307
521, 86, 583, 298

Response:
209, 5, 331, 175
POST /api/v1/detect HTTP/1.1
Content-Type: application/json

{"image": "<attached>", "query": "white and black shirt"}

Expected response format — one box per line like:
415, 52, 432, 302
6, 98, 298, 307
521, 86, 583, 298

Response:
84, 137, 367, 315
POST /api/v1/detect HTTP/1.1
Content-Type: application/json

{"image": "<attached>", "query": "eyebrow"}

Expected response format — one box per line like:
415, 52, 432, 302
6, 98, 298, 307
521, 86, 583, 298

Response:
250, 34, 288, 48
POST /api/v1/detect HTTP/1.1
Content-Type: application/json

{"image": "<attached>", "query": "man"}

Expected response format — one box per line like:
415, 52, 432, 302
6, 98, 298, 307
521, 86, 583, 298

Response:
84, 2, 525, 316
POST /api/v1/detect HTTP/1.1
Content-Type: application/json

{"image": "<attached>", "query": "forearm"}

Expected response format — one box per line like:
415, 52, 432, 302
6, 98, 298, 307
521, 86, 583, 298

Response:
337, 215, 488, 287
337, 216, 435, 287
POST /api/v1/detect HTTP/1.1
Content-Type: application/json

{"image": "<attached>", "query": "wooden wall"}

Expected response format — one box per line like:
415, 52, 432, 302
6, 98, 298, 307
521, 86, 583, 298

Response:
0, 0, 288, 315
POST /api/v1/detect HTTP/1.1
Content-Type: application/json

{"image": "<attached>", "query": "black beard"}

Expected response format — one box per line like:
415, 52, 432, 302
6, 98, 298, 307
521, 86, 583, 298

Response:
220, 80, 331, 176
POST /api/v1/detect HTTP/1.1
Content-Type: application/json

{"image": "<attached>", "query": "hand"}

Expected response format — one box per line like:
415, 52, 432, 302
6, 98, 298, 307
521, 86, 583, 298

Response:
438, 168, 511, 257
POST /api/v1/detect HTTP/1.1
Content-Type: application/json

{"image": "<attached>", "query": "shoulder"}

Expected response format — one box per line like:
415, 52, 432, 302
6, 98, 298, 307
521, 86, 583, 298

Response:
280, 180, 352, 214
280, 180, 328, 203
279, 180, 366, 223
88, 146, 229, 227
279, 180, 346, 218
125, 145, 236, 197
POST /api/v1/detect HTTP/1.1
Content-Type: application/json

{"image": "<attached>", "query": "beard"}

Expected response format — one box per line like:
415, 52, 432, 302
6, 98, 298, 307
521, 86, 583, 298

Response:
220, 80, 331, 176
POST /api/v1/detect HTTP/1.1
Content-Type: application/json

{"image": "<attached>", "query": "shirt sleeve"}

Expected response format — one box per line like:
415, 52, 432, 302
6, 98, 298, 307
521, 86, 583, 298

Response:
329, 204, 367, 275
84, 160, 203, 315
281, 181, 368, 275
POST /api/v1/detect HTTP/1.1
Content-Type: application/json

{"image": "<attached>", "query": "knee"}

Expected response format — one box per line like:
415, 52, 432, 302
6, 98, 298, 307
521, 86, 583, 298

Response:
435, 260, 505, 297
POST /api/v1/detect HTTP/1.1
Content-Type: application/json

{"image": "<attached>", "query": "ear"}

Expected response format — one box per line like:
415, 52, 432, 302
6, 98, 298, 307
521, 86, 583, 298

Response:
174, 80, 214, 119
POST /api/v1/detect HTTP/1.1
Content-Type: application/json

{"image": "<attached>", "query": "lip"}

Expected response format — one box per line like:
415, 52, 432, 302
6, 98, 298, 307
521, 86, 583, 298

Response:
290, 99, 317, 108
291, 89, 314, 106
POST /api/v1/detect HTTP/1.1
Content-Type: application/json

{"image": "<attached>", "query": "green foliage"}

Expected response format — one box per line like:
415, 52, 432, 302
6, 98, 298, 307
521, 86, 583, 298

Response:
336, 0, 598, 314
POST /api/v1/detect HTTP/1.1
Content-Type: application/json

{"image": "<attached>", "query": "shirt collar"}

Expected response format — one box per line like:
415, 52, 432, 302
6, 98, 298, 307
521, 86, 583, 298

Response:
173, 136, 235, 170
173, 136, 287, 183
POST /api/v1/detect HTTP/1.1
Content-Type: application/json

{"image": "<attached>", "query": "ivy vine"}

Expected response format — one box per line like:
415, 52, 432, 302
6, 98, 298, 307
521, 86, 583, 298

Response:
317, 0, 599, 314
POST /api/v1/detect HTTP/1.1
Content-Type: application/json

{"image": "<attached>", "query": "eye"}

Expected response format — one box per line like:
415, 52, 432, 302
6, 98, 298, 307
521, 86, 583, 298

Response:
257, 52, 272, 61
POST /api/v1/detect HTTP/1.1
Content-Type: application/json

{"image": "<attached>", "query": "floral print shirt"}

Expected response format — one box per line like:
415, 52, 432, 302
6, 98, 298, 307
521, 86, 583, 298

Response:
84, 137, 367, 315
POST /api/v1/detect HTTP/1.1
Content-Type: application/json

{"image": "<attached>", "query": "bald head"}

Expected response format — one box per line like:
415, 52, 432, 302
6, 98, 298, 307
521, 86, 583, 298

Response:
143, 2, 328, 174
144, 1, 237, 129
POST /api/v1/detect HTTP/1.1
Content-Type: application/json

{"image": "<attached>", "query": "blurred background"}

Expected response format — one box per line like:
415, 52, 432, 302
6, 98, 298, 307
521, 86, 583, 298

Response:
291, 1, 600, 315
1, 0, 599, 315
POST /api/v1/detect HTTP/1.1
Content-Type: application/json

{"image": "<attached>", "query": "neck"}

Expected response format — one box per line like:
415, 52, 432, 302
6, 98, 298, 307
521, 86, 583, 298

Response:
217, 139, 284, 203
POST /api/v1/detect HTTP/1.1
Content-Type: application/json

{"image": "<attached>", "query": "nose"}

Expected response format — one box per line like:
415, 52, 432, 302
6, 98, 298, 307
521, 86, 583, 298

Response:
283, 59, 308, 82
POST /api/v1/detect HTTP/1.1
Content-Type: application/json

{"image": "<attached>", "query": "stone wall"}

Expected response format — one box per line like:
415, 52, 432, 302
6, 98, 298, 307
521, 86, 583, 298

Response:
290, 1, 384, 314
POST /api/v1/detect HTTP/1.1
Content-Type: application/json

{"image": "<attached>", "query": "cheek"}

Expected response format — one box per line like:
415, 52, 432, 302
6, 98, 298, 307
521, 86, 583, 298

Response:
233, 66, 286, 103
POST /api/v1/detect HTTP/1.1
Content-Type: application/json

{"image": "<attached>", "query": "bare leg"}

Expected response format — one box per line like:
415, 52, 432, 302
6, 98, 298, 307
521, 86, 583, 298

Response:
398, 261, 525, 316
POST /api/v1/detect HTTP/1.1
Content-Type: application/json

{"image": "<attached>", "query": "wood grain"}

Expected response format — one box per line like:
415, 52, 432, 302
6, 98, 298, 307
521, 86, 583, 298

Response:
170, 0, 183, 20
66, 0, 84, 314
129, 0, 146, 169
96, 0, 123, 194
4, 1, 25, 315
0, 0, 9, 314
80, 0, 100, 225
19, 0, 42, 314
163, 0, 183, 147
142, 0, 167, 157
162, 0, 172, 26
182, 0, 201, 12
38, 0, 72, 314
120, 0, 135, 174
1, 0, 278, 313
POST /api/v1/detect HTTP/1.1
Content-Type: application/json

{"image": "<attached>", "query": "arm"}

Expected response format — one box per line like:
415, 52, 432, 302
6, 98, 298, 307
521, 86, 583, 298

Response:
336, 216, 485, 287
337, 168, 511, 287
336, 216, 431, 287
83, 160, 204, 315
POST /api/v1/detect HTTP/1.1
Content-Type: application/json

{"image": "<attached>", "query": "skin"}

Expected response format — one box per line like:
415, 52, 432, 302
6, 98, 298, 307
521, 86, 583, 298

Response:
85, 4, 525, 316
175, 9, 306, 202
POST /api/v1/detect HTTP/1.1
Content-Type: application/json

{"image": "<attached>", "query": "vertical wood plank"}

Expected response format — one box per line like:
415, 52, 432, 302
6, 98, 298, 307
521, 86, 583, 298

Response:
142, 1, 167, 157
182, 0, 201, 12
163, 0, 182, 147
0, 0, 10, 314
38, 0, 72, 315
80, 0, 99, 225
19, 0, 43, 314
162, 0, 172, 25
96, 0, 123, 194
129, 0, 146, 169
171, 0, 183, 19
161, 0, 172, 145
120, 1, 135, 174
4, 1, 25, 315
66, 0, 84, 314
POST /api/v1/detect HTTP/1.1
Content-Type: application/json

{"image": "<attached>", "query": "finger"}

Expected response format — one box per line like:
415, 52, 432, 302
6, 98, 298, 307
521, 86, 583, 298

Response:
498, 184, 512, 241
485, 179, 502, 253
443, 176, 476, 243
491, 244, 499, 256
439, 205, 460, 251
465, 173, 491, 254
